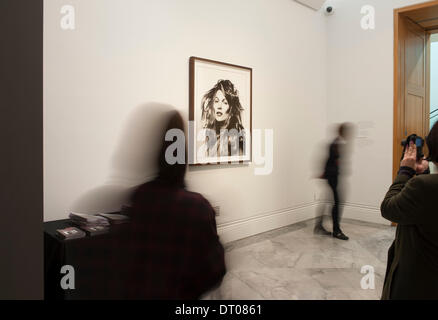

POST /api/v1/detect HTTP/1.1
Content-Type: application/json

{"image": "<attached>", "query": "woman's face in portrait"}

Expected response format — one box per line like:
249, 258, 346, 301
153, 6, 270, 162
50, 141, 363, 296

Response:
213, 89, 230, 122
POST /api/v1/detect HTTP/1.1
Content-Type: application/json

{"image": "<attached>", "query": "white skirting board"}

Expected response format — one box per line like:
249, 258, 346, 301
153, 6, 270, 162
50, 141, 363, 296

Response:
217, 203, 317, 244
314, 201, 389, 226
216, 201, 389, 244
341, 203, 390, 226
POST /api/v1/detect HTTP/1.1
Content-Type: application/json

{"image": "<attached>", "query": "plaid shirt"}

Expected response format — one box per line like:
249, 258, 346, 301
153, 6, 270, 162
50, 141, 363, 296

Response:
118, 178, 226, 299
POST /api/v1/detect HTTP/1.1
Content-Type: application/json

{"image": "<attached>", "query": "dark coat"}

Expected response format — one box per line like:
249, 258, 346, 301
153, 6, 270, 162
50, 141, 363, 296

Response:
380, 172, 438, 300
121, 179, 226, 299
324, 138, 341, 178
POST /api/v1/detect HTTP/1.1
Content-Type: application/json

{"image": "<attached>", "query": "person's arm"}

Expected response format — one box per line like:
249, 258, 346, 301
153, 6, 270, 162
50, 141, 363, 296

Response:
381, 142, 425, 225
380, 168, 425, 225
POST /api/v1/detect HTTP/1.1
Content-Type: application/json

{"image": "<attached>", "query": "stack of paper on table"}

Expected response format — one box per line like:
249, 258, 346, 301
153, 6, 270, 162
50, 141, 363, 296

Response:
69, 212, 110, 228
97, 213, 130, 225
81, 225, 110, 236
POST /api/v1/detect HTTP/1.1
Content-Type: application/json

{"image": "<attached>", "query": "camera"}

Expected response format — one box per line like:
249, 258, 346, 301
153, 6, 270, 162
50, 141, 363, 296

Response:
325, 6, 334, 15
401, 134, 425, 161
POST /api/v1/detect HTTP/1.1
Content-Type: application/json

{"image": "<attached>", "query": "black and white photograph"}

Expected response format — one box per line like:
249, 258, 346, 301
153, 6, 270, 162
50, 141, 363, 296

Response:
189, 57, 252, 165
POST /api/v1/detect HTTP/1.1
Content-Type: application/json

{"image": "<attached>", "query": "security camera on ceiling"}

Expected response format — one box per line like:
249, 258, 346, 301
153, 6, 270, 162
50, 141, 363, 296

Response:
294, 0, 327, 11
325, 5, 335, 15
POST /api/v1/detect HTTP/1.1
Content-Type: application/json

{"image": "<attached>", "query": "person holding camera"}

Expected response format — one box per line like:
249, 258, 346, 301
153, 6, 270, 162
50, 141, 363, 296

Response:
381, 123, 438, 300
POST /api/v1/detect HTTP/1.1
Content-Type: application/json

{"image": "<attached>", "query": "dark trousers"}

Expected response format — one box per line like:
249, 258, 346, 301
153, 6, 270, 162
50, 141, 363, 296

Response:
327, 175, 341, 233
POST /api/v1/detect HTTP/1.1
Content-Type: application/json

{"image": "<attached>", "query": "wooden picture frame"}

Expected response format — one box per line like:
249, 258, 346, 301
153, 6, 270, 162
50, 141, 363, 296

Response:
189, 56, 252, 165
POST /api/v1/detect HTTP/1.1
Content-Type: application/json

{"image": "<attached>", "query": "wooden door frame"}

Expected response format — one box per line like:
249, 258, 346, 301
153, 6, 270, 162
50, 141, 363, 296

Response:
393, 1, 438, 180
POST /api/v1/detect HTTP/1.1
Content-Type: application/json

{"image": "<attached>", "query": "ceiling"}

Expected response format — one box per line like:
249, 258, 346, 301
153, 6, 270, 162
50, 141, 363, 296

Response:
294, 0, 327, 11
402, 3, 438, 30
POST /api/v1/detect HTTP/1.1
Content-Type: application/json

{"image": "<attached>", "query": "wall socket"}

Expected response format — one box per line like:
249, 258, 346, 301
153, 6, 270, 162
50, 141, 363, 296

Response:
213, 206, 220, 217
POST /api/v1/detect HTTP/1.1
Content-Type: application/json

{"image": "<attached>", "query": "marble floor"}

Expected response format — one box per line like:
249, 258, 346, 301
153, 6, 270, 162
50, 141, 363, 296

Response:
202, 218, 396, 300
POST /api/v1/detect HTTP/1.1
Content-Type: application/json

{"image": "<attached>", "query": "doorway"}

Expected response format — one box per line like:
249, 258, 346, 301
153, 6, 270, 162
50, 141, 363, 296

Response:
393, 0, 438, 179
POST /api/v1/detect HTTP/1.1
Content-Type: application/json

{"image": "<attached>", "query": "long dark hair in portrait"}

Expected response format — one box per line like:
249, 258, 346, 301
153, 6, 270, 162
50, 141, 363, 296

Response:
200, 79, 245, 156
201, 79, 244, 133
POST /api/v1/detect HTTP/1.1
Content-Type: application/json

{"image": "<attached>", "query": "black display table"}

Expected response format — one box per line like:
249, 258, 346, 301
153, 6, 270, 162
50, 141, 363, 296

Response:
44, 219, 130, 300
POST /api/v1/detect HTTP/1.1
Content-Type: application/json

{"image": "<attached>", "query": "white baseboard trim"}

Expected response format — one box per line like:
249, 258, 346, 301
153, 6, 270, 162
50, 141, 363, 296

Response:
216, 202, 390, 244
341, 202, 389, 225
217, 203, 316, 244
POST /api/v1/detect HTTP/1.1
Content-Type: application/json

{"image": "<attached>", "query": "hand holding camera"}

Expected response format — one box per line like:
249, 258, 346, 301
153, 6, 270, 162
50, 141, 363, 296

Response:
400, 136, 429, 174
401, 141, 418, 170
416, 158, 429, 174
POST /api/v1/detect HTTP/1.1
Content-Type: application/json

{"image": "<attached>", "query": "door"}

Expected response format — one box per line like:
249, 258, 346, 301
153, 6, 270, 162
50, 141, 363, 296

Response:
394, 15, 428, 178
404, 17, 428, 140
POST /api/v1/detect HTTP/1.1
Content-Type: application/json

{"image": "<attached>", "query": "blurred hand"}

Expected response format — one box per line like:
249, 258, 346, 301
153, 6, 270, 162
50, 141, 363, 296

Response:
416, 159, 429, 174
400, 141, 417, 170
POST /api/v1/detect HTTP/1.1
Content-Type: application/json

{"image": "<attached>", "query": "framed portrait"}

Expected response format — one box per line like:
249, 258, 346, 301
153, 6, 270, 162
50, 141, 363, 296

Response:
189, 56, 252, 165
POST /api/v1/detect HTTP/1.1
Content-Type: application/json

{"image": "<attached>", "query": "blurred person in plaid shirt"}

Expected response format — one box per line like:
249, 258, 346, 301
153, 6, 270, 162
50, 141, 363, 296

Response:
121, 110, 226, 299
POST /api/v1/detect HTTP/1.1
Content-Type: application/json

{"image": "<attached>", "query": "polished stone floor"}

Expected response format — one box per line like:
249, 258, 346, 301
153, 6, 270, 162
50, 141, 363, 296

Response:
202, 218, 396, 300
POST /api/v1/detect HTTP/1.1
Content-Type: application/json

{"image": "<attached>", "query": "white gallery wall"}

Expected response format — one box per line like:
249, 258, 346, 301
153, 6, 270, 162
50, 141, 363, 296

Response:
45, 0, 433, 241
325, 0, 430, 224
44, 0, 328, 242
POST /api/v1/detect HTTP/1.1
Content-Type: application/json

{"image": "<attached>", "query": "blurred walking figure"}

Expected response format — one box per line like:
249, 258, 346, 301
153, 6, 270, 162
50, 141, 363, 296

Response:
123, 110, 226, 299
314, 123, 354, 240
